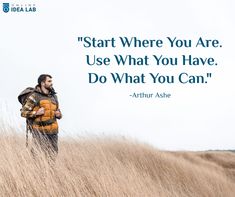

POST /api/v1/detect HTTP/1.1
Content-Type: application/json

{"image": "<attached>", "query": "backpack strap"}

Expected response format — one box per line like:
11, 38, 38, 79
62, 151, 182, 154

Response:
24, 92, 39, 148
25, 119, 32, 147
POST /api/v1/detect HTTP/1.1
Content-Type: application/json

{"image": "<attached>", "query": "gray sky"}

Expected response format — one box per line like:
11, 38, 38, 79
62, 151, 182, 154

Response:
0, 0, 234, 151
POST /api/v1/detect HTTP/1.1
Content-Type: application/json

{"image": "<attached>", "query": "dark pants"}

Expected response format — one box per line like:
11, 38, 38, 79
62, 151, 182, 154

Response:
30, 131, 58, 163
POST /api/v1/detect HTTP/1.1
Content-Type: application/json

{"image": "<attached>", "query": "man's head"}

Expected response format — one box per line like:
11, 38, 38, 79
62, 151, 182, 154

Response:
38, 74, 53, 91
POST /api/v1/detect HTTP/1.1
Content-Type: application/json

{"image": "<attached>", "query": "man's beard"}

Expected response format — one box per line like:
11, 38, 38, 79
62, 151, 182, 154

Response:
45, 85, 53, 91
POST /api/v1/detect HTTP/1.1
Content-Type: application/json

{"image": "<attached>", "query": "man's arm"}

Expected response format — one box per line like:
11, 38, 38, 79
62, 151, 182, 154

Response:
55, 108, 62, 119
54, 94, 62, 119
20, 94, 38, 118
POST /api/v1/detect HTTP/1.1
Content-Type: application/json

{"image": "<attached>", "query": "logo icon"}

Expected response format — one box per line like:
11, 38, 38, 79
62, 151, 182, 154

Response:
3, 3, 10, 13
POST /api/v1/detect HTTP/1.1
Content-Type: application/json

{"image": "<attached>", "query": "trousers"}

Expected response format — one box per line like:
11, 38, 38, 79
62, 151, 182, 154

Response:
30, 130, 58, 163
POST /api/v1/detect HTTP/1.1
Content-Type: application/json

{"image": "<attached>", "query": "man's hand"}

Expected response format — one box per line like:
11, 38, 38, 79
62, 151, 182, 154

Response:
36, 107, 45, 116
55, 110, 62, 119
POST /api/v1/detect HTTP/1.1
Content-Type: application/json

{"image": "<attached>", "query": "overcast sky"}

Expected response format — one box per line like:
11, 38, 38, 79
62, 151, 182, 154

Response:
0, 0, 234, 151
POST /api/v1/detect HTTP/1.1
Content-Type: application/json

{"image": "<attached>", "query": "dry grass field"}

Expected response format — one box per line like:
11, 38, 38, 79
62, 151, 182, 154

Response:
0, 128, 235, 197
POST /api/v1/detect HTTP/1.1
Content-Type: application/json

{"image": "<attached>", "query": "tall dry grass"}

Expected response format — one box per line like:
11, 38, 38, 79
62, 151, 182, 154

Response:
0, 128, 235, 196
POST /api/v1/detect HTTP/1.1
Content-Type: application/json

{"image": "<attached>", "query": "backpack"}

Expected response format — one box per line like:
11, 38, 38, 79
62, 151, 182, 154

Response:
18, 87, 35, 105
18, 87, 36, 147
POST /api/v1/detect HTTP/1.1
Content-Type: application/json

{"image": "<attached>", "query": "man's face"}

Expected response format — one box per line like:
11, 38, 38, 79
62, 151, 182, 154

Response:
42, 77, 53, 90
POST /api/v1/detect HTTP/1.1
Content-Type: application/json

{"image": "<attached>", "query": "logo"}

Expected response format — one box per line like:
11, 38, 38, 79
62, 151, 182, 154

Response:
2, 2, 37, 13
3, 3, 10, 13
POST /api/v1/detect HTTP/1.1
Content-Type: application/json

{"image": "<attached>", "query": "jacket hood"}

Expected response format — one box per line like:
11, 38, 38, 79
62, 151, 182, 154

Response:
34, 85, 57, 96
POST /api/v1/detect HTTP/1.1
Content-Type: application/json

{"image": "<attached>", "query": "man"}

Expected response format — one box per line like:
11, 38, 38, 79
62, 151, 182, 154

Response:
20, 74, 62, 162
